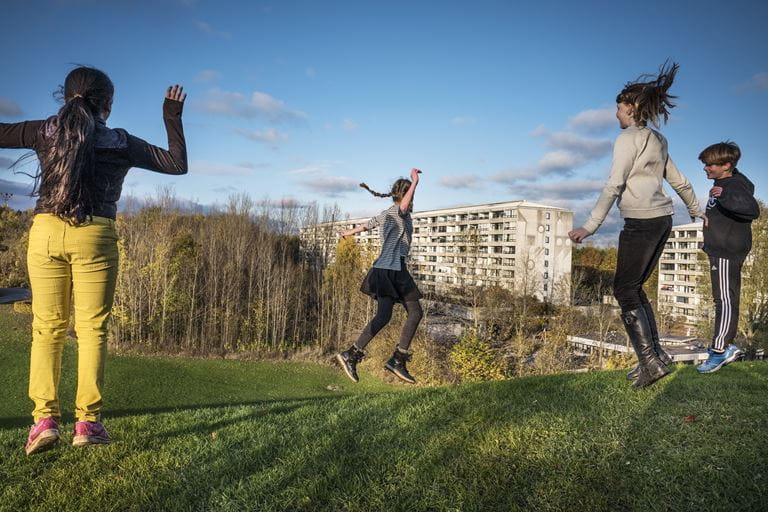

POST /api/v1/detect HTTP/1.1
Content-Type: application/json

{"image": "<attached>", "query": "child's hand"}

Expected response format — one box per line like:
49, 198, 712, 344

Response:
166, 84, 187, 103
709, 186, 723, 198
410, 168, 421, 183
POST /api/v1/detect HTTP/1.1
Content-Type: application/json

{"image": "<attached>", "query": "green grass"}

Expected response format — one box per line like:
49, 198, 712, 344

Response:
1, 306, 767, 512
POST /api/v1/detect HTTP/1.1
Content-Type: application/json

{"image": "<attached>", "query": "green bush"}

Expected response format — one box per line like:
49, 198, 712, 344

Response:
449, 331, 505, 383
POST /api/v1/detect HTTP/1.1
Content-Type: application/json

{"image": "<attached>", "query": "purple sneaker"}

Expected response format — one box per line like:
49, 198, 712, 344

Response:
25, 417, 61, 456
72, 421, 112, 447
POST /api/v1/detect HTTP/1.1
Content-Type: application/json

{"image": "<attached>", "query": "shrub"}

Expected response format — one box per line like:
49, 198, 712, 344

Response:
449, 331, 505, 383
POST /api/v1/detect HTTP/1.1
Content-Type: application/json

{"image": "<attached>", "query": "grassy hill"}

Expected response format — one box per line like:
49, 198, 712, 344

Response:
1, 305, 767, 511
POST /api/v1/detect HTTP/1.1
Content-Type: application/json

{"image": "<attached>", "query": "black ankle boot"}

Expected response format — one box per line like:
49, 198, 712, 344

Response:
627, 303, 673, 381
621, 308, 670, 389
336, 346, 365, 383
384, 348, 416, 384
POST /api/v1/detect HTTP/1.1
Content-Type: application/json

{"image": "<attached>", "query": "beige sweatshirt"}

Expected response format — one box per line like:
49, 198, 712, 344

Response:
583, 125, 701, 234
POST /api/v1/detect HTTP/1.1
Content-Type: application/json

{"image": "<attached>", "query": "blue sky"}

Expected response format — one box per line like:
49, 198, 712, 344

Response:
1, 0, 766, 243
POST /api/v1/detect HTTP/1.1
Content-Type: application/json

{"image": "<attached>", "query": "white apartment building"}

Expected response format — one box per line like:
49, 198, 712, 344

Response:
657, 222, 705, 325
301, 200, 573, 304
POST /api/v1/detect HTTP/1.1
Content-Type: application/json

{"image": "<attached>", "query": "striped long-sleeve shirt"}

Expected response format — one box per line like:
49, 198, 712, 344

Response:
366, 204, 413, 271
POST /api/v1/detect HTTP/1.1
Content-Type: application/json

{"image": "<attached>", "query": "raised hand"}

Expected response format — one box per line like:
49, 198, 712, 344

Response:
166, 84, 187, 103
410, 168, 422, 183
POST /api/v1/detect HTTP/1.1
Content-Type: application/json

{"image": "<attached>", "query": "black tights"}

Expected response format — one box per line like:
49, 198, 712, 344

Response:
354, 297, 423, 352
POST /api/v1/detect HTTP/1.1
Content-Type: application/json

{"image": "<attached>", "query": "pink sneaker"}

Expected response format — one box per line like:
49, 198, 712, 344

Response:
25, 417, 61, 456
72, 421, 112, 447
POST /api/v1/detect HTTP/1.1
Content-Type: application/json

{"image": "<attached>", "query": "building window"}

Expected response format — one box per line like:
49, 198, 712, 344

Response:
544, 248, 549, 256
545, 224, 550, 231
544, 260, 549, 267
545, 236, 550, 244
545, 212, 551, 220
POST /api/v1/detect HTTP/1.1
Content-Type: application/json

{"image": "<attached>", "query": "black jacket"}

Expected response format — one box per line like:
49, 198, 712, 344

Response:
703, 169, 760, 261
0, 98, 187, 219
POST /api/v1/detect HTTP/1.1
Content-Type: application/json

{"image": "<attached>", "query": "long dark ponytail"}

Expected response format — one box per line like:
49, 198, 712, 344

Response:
360, 179, 411, 202
36, 66, 114, 225
616, 61, 679, 127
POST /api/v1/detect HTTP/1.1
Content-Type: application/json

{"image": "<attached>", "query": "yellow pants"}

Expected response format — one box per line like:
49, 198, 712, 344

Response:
27, 214, 119, 422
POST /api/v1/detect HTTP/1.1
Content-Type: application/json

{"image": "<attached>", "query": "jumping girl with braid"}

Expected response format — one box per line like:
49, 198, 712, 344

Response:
336, 168, 423, 384
0, 66, 188, 455
568, 62, 703, 389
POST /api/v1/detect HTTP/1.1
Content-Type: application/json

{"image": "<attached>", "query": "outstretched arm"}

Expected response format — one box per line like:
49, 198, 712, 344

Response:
398, 168, 421, 214
128, 85, 188, 175
569, 133, 635, 243
0, 120, 44, 150
665, 156, 703, 222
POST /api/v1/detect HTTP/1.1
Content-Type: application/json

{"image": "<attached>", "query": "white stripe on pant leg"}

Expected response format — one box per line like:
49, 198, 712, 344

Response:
714, 258, 728, 350
716, 258, 731, 351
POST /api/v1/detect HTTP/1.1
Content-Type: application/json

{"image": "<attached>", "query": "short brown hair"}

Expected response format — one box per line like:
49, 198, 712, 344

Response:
698, 141, 741, 166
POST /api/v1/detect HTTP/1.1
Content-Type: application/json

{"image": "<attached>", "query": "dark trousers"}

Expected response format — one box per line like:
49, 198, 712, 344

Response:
709, 255, 742, 352
613, 216, 672, 313
354, 297, 423, 351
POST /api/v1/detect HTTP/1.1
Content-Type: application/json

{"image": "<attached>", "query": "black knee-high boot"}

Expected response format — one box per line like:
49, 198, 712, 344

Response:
622, 307, 670, 389
626, 303, 673, 381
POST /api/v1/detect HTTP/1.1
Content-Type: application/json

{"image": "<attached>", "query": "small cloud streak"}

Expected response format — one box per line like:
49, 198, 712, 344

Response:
195, 21, 231, 39
749, 71, 768, 90
305, 67, 316, 78
439, 174, 482, 190
189, 160, 262, 176
196, 88, 307, 123
299, 175, 359, 197
342, 119, 359, 132
194, 69, 222, 82
567, 107, 616, 133
0, 98, 23, 117
234, 128, 289, 147
451, 116, 477, 126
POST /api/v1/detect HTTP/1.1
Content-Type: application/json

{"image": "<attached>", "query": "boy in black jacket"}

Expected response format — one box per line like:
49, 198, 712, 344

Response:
697, 141, 760, 373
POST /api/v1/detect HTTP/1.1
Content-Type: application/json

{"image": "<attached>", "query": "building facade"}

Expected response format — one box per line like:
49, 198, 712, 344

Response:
657, 222, 705, 325
301, 200, 573, 304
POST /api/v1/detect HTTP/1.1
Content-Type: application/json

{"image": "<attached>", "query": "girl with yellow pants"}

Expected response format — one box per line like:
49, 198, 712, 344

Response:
0, 66, 188, 455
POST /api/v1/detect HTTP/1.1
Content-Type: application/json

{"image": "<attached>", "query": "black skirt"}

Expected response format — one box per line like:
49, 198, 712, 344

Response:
360, 259, 422, 304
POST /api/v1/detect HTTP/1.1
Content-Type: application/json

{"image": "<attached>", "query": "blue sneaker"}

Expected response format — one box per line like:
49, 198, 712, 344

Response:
697, 344, 743, 374
724, 344, 744, 365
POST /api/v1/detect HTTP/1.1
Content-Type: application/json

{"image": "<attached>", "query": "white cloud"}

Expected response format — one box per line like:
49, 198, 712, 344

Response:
286, 161, 343, 176
195, 21, 231, 39
196, 88, 307, 123
194, 69, 221, 82
567, 107, 616, 133
189, 160, 262, 176
342, 119, 359, 132
234, 128, 289, 147
299, 175, 359, 197
516, 179, 605, 201
450, 116, 477, 126
0, 98, 23, 117
439, 174, 482, 190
